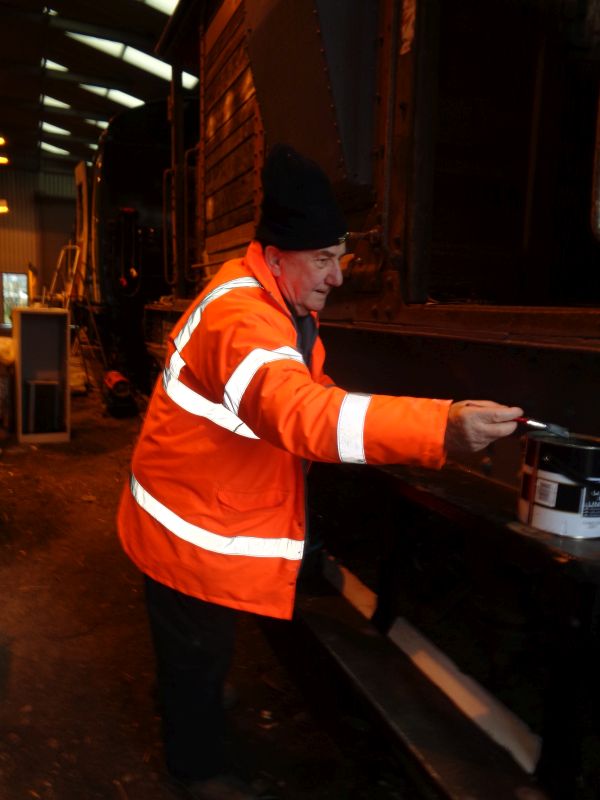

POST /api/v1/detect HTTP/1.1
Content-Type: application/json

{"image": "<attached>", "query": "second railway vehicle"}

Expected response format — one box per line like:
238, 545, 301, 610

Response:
79, 1, 600, 798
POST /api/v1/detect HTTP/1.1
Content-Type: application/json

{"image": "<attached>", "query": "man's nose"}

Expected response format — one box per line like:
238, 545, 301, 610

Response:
326, 260, 343, 287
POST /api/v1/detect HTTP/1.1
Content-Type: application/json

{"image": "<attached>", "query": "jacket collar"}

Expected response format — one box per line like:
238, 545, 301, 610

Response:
244, 240, 319, 326
245, 240, 284, 303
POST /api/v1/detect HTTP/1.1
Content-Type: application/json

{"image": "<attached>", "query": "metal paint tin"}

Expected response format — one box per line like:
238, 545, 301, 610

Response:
518, 433, 600, 538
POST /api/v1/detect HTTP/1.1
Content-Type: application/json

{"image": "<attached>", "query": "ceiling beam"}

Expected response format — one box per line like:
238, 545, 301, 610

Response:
0, 0, 182, 175
2, 6, 158, 52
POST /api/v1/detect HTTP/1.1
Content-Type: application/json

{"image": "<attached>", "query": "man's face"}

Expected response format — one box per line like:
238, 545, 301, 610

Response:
265, 243, 345, 316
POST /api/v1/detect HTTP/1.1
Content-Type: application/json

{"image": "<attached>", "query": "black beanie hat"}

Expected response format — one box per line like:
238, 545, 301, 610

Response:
255, 144, 347, 251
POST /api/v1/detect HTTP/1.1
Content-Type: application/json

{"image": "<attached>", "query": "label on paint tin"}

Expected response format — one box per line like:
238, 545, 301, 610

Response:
583, 484, 600, 518
535, 479, 558, 507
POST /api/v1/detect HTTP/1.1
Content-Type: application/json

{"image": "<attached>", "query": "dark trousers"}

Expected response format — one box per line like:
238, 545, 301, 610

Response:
143, 575, 237, 781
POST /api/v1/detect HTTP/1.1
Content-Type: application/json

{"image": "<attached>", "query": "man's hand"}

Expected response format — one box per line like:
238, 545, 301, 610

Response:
444, 400, 524, 456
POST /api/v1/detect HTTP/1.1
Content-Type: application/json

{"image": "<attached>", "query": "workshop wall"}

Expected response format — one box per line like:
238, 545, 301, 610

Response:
0, 170, 75, 291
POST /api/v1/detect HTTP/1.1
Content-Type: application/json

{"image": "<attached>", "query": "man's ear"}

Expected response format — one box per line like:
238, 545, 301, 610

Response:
264, 245, 282, 276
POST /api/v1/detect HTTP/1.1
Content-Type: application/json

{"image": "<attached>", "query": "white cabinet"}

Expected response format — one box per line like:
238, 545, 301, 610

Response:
13, 307, 70, 443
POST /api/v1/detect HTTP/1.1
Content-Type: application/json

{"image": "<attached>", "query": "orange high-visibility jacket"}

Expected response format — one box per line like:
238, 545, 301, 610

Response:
118, 241, 451, 619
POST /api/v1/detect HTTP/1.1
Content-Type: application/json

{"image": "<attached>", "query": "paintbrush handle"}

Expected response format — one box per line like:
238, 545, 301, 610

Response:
514, 416, 546, 429
514, 417, 570, 437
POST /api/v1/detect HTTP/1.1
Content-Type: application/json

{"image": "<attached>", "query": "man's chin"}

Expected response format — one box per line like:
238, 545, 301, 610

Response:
311, 293, 328, 309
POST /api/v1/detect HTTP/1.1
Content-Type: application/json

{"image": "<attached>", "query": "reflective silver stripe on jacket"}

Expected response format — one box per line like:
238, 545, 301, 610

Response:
223, 346, 304, 415
164, 277, 263, 436
162, 276, 372, 462
174, 277, 261, 352
130, 474, 304, 560
162, 368, 258, 438
162, 277, 305, 436
337, 393, 372, 463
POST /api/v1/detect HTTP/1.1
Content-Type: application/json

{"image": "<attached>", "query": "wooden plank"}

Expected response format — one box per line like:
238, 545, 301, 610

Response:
202, 244, 247, 266
205, 68, 255, 147
205, 19, 248, 102
204, 255, 244, 280
205, 97, 255, 158
206, 170, 253, 220
205, 47, 254, 115
294, 590, 550, 800
205, 0, 244, 73
205, 221, 255, 255
194, 244, 249, 281
206, 202, 254, 238
205, 113, 255, 171
205, 135, 255, 196
204, 40, 254, 113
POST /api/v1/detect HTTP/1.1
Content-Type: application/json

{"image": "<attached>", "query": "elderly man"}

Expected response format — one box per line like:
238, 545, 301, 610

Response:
118, 144, 522, 800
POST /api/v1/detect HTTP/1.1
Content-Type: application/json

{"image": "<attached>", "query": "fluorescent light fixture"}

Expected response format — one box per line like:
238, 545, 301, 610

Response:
85, 119, 109, 129
80, 83, 108, 98
124, 47, 197, 88
40, 141, 70, 155
140, 0, 180, 14
121, 46, 198, 89
123, 46, 170, 81
182, 72, 198, 90
80, 84, 143, 107
41, 121, 70, 135
108, 89, 144, 107
88, 143, 98, 150
68, 31, 198, 89
0, 156, 9, 166
67, 32, 124, 58
43, 58, 68, 71
0, 199, 9, 214
41, 95, 71, 109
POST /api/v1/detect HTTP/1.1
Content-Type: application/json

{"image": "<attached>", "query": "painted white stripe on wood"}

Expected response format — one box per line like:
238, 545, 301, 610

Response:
322, 554, 542, 774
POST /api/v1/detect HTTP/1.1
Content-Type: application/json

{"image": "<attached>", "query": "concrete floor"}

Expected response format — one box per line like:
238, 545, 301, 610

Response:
0, 389, 416, 800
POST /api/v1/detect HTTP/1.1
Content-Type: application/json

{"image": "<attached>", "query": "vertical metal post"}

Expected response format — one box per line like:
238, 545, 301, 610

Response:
170, 65, 186, 299
197, 24, 206, 270
523, 34, 546, 252
591, 76, 600, 241
381, 0, 401, 249
405, 0, 440, 303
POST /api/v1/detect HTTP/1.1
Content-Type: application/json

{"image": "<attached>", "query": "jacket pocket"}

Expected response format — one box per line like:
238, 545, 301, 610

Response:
216, 488, 288, 513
